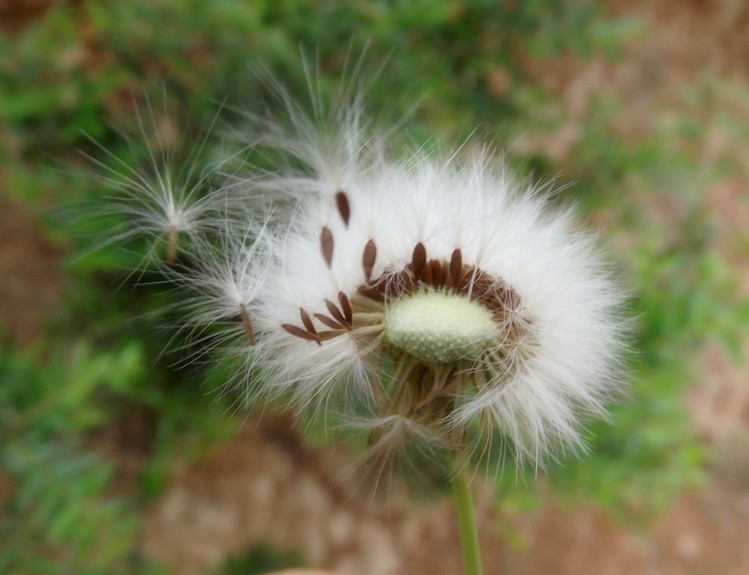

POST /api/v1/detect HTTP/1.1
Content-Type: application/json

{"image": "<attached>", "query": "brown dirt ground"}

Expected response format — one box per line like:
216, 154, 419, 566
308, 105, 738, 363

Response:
3, 0, 749, 574
0, 194, 63, 346
0, 0, 55, 32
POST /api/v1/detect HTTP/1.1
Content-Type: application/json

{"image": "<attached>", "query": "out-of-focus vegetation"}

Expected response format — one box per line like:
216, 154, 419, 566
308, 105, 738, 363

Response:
2, 1, 748, 573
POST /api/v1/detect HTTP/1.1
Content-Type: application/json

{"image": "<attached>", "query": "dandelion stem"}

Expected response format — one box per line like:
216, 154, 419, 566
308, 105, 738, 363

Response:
451, 456, 484, 575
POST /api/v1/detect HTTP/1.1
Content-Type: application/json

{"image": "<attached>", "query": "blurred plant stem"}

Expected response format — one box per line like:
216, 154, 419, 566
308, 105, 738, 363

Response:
451, 455, 484, 575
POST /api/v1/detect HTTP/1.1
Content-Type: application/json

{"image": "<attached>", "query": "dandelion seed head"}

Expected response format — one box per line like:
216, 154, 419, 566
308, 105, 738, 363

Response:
105, 78, 629, 470
242, 143, 627, 466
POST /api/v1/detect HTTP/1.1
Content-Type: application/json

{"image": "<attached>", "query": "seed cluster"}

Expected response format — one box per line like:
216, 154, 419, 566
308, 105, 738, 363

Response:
280, 190, 526, 351
277, 190, 531, 440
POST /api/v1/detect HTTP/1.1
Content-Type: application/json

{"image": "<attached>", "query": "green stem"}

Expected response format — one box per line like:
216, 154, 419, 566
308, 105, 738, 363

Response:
450, 457, 484, 575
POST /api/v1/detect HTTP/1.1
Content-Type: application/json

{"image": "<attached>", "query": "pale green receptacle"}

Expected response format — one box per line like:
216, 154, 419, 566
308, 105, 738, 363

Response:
384, 290, 497, 363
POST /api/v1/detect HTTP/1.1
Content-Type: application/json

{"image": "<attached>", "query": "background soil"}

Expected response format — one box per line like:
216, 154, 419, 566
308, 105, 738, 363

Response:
2, 1, 749, 574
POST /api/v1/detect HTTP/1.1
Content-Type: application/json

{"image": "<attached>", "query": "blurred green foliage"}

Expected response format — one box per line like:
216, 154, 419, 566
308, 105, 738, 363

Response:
2, 0, 747, 572
1, 342, 145, 574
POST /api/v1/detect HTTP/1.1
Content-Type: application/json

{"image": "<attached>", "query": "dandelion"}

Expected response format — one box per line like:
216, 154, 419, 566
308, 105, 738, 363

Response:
83, 100, 234, 267
102, 79, 628, 575
244, 142, 626, 468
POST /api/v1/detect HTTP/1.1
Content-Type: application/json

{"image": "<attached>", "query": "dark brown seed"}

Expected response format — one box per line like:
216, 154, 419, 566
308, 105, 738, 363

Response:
318, 330, 345, 342
362, 239, 377, 281
388, 270, 419, 297
430, 260, 445, 286
358, 285, 385, 303
421, 261, 432, 285
375, 277, 388, 294
314, 313, 345, 330
482, 294, 503, 314
455, 266, 472, 293
338, 292, 353, 324
496, 283, 520, 310
320, 226, 334, 268
412, 242, 426, 280
449, 249, 462, 287
299, 308, 317, 334
471, 271, 492, 300
165, 224, 179, 266
386, 270, 413, 296
402, 271, 416, 293
335, 190, 351, 227
487, 289, 506, 311
239, 303, 256, 345
325, 299, 347, 325
282, 323, 320, 344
